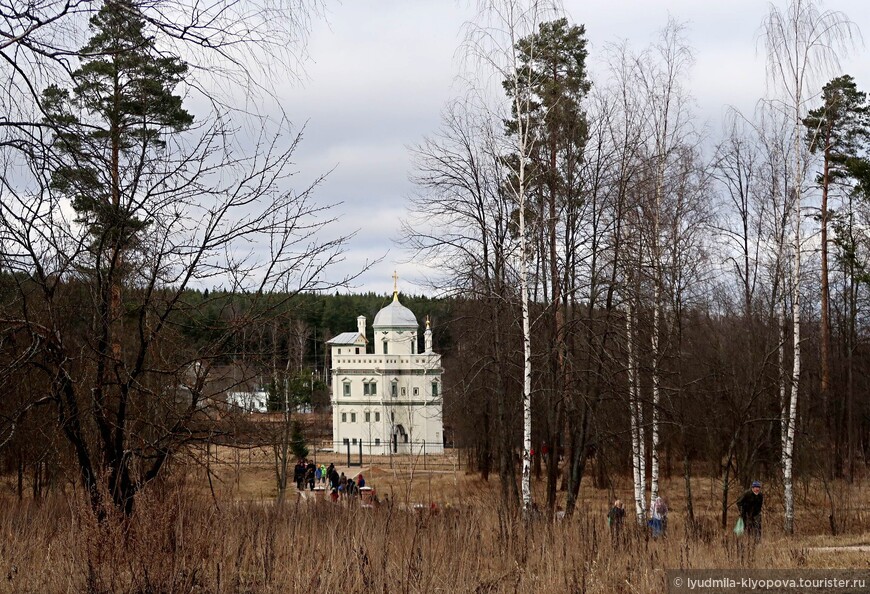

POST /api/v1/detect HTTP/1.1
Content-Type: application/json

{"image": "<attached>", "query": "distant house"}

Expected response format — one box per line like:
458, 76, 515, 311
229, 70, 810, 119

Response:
327, 285, 444, 455
227, 389, 269, 413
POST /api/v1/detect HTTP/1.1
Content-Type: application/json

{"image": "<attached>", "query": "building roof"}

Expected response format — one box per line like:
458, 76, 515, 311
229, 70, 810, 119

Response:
327, 331, 367, 345
373, 296, 418, 328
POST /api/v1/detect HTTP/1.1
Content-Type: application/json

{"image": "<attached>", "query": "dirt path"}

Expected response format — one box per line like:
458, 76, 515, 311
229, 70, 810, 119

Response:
807, 545, 870, 553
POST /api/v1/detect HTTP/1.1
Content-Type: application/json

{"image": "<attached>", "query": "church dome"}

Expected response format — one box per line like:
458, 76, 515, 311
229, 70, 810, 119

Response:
373, 296, 418, 328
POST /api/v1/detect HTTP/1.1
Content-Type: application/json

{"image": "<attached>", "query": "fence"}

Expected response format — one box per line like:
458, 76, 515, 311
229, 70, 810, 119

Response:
332, 440, 454, 469
198, 439, 462, 473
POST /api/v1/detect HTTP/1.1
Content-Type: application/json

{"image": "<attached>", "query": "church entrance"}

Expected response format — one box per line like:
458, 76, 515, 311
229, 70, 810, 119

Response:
392, 424, 408, 454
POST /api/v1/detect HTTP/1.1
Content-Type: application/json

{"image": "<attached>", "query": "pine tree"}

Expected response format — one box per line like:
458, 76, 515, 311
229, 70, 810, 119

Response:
503, 16, 590, 515
43, 0, 193, 248
39, 0, 194, 515
804, 75, 870, 480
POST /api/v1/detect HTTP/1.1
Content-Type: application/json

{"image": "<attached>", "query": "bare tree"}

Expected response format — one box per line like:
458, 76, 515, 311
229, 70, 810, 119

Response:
0, 0, 352, 517
403, 99, 521, 506
761, 0, 858, 534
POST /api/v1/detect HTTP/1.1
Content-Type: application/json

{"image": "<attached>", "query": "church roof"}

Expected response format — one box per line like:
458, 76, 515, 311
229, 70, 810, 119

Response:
327, 332, 367, 345
373, 296, 418, 328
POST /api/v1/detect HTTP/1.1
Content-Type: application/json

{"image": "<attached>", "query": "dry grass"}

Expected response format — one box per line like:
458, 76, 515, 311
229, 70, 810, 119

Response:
1, 456, 869, 593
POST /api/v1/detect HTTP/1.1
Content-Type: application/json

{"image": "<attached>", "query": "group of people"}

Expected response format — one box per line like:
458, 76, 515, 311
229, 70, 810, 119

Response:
606, 481, 763, 543
607, 496, 669, 540
292, 460, 369, 502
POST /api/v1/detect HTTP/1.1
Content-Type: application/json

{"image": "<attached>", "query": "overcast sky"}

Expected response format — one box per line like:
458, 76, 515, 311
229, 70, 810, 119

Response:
281, 0, 870, 296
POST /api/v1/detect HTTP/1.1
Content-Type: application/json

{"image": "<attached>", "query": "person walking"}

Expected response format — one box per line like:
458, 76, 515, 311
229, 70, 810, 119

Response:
327, 463, 337, 489
736, 481, 764, 542
305, 460, 316, 490
294, 460, 305, 490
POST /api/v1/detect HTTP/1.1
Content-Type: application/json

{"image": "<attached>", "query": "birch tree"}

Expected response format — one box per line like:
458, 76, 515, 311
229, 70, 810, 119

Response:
601, 39, 649, 524
636, 19, 696, 512
404, 100, 521, 506
465, 0, 561, 515
761, 0, 858, 535
506, 16, 590, 515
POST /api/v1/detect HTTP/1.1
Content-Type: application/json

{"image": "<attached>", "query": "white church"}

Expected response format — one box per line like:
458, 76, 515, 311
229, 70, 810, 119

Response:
327, 281, 444, 455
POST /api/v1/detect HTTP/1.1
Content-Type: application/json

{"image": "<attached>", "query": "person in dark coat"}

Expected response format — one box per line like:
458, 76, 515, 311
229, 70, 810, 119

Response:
305, 461, 316, 490
736, 481, 764, 542
327, 463, 338, 489
294, 460, 305, 490
607, 499, 625, 543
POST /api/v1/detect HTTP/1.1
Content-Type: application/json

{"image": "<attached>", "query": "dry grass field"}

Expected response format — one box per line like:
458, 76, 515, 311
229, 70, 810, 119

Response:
1, 448, 869, 593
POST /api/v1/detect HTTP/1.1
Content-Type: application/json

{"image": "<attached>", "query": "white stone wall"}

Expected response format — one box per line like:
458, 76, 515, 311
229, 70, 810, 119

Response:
330, 347, 444, 455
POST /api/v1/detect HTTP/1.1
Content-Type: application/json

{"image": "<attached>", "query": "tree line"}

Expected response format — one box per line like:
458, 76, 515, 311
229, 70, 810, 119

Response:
1, 0, 869, 538
403, 0, 870, 533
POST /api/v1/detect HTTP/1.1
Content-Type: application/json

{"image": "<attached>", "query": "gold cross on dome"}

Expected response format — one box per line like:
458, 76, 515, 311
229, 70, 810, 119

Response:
392, 270, 399, 300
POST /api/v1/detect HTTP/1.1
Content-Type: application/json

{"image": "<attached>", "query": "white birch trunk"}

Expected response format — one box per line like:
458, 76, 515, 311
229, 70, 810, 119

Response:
784, 112, 801, 534
513, 44, 534, 515
637, 369, 646, 520
627, 305, 645, 523
779, 299, 788, 457
650, 286, 660, 512
647, 35, 670, 515
520, 165, 533, 514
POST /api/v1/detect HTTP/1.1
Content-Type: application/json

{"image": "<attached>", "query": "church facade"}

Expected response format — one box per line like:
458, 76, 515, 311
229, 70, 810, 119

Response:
327, 290, 443, 455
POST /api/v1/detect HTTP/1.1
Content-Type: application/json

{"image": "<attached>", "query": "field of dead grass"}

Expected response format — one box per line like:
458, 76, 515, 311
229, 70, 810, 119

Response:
1, 450, 869, 593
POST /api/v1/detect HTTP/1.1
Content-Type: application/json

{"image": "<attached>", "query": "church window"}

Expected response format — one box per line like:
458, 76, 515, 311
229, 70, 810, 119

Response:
365, 411, 370, 422
363, 382, 370, 396
413, 387, 419, 396
432, 381, 439, 397
391, 412, 395, 422
411, 339, 416, 354
391, 382, 397, 397
375, 438, 381, 446
351, 412, 356, 423
401, 387, 406, 396
341, 413, 347, 423
343, 382, 351, 397
375, 412, 381, 422
352, 438, 357, 445
370, 381, 377, 396
355, 347, 360, 354
337, 348, 341, 354
383, 341, 388, 354
343, 438, 349, 446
